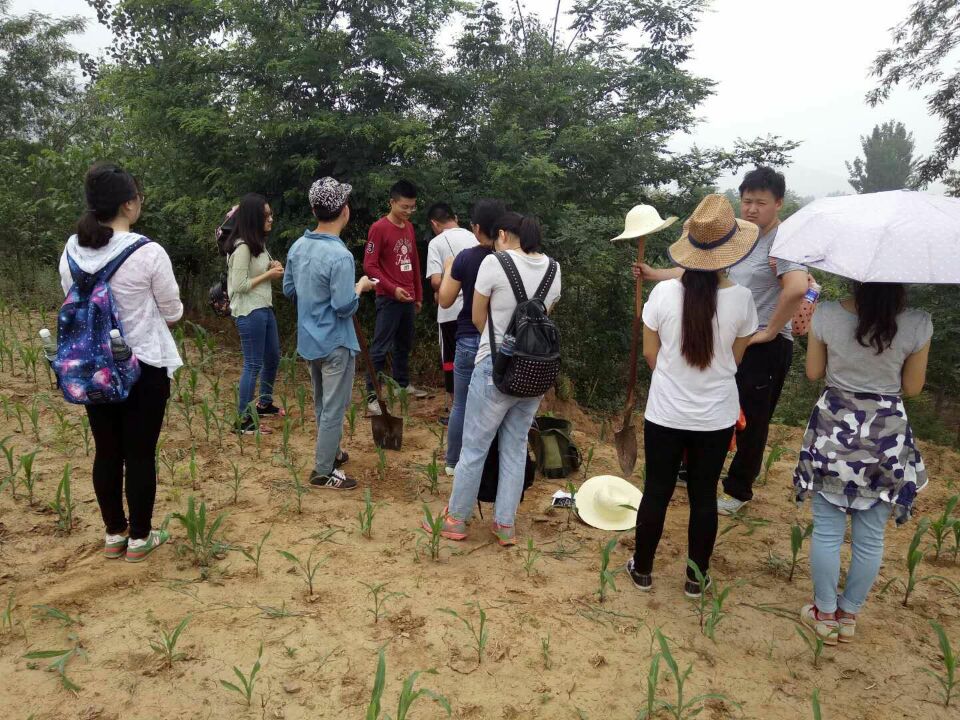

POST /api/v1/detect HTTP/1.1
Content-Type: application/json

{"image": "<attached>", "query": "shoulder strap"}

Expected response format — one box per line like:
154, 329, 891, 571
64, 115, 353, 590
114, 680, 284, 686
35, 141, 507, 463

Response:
533, 259, 558, 302
66, 252, 85, 285
96, 237, 152, 283
493, 252, 528, 304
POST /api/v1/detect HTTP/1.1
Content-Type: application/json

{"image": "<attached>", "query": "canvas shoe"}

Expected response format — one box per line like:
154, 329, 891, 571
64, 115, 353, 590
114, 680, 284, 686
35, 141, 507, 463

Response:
256, 402, 285, 417
837, 611, 856, 643
491, 522, 517, 547
800, 604, 840, 646
444, 466, 456, 477
404, 384, 429, 399
717, 492, 747, 516
421, 506, 467, 541
308, 468, 358, 490
684, 574, 713, 599
367, 395, 382, 417
625, 557, 653, 592
104, 531, 128, 559
125, 529, 170, 563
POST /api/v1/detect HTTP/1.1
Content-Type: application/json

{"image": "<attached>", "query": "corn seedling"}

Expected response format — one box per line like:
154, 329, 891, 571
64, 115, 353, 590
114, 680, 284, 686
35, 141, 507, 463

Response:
361, 582, 408, 624
789, 521, 814, 582
2, 591, 17, 634
199, 399, 214, 443
879, 517, 960, 606
758, 443, 787, 487
365, 646, 451, 720
417, 450, 440, 495
704, 581, 736, 641
1, 435, 18, 498
227, 459, 250, 505
240, 528, 271, 578
171, 496, 229, 567
929, 495, 959, 560
652, 630, 737, 719
597, 537, 620, 603
295, 384, 308, 429
376, 446, 387, 483
27, 398, 41, 442
221, 642, 262, 707
13, 402, 24, 434
19, 450, 38, 506
922, 620, 957, 706
32, 604, 78, 628
159, 447, 183, 485
438, 601, 489, 664
540, 634, 552, 670
280, 416, 294, 459
150, 615, 190, 668
188, 444, 199, 491
581, 445, 595, 480
521, 537, 542, 577
795, 625, 825, 668
210, 373, 223, 405
285, 460, 308, 514
811, 689, 822, 719
278, 546, 325, 596
0, 395, 11, 420
49, 464, 74, 532
18, 343, 40, 383
347, 401, 358, 439
358, 488, 383, 539
417, 503, 445, 561
953, 520, 960, 563
23, 635, 86, 692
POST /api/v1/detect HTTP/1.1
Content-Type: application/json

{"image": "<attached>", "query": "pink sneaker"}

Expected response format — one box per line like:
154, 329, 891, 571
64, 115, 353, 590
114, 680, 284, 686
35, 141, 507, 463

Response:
421, 506, 467, 541
491, 522, 517, 547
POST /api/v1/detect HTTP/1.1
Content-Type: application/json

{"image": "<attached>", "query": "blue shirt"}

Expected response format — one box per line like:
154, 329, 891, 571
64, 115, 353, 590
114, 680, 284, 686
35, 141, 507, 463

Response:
283, 230, 360, 360
450, 244, 493, 339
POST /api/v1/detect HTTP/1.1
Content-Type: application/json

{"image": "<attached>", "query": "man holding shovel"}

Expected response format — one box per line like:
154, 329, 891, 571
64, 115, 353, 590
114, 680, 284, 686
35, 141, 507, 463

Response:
636, 167, 807, 514
284, 177, 376, 490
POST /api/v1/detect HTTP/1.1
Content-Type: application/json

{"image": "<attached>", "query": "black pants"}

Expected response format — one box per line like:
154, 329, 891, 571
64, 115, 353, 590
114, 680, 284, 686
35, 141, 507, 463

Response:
366, 296, 416, 391
634, 420, 734, 580
723, 335, 794, 502
439, 320, 457, 395
85, 363, 170, 540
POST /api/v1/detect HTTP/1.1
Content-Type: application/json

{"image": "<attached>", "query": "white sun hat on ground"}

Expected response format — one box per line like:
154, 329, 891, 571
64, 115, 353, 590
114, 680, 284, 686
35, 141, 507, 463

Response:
575, 475, 643, 531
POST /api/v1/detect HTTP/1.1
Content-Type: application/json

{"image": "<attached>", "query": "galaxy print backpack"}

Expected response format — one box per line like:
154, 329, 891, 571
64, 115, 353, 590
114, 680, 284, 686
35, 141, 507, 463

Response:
53, 238, 150, 404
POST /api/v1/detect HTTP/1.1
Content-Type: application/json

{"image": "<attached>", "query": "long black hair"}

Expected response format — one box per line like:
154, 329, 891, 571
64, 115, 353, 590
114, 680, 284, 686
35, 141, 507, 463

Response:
224, 193, 269, 257
77, 162, 140, 249
492, 212, 542, 253
470, 198, 506, 239
854, 282, 906, 354
680, 270, 720, 370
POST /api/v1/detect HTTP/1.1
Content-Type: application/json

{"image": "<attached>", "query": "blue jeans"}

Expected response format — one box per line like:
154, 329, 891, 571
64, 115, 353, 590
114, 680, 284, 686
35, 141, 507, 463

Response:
809, 493, 892, 614
308, 347, 356, 476
447, 356, 541, 526
235, 307, 280, 418
446, 334, 480, 468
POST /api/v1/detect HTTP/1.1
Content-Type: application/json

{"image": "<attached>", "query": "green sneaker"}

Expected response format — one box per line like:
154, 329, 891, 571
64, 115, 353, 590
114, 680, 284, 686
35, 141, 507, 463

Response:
125, 529, 170, 563
104, 532, 128, 559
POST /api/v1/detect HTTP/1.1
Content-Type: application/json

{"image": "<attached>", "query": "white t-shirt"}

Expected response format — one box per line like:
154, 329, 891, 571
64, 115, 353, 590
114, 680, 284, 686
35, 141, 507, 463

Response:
642, 279, 757, 431
425, 227, 478, 323
474, 250, 562, 366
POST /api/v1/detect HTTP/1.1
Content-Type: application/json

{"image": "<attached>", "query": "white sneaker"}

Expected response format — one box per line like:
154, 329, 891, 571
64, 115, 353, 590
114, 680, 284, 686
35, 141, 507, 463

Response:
445, 466, 455, 477
717, 493, 747, 516
367, 398, 382, 416
404, 384, 429, 399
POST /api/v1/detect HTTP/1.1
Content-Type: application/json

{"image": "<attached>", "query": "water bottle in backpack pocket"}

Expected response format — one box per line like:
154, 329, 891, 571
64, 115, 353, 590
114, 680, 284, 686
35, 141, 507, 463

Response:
51, 238, 149, 404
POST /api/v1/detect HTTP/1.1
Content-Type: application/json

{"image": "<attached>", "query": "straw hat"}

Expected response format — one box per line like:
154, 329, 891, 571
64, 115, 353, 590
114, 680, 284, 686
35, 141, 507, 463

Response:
575, 475, 643, 531
668, 194, 760, 271
611, 205, 678, 241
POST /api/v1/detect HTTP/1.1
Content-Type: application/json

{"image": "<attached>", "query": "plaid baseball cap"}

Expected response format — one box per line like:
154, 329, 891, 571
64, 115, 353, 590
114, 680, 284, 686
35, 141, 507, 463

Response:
309, 177, 352, 214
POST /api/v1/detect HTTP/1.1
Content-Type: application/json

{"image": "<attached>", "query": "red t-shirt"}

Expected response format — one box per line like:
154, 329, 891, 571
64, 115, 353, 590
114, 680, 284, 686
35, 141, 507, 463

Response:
363, 216, 422, 302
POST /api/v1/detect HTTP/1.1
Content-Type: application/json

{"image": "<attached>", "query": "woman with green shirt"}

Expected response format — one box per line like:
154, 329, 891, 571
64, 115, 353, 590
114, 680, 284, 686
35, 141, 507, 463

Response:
221, 193, 285, 433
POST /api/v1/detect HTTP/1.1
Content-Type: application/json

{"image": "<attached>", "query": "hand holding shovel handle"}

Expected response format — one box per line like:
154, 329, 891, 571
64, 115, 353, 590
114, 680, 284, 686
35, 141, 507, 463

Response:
614, 236, 645, 474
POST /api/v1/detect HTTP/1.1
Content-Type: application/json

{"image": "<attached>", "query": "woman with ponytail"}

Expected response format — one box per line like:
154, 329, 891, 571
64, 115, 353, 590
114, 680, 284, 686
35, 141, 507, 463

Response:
627, 194, 759, 598
58, 162, 183, 563
793, 282, 931, 646
424, 212, 561, 547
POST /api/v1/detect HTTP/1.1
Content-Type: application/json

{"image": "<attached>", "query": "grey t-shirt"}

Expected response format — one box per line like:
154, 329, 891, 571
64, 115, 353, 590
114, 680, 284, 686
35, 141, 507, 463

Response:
812, 301, 933, 395
727, 225, 806, 340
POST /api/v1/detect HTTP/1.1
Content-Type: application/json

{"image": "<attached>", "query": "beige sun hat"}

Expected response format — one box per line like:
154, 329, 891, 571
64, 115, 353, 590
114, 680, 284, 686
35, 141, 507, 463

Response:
668, 194, 761, 271
611, 204, 678, 241
575, 475, 643, 531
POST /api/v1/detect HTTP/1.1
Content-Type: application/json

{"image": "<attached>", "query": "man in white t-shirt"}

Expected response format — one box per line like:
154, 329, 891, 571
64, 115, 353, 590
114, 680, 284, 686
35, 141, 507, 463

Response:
425, 202, 478, 417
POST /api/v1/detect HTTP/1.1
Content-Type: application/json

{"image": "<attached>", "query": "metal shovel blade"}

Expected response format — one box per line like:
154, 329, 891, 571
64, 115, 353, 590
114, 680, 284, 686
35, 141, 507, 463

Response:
614, 415, 637, 475
371, 410, 403, 450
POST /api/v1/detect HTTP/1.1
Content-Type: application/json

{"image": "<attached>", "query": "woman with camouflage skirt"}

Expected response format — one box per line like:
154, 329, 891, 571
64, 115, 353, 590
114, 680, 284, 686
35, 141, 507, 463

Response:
794, 282, 932, 646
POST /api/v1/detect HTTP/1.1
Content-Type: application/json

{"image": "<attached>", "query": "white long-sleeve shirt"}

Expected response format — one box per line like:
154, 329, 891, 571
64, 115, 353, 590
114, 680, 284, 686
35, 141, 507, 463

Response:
58, 232, 184, 376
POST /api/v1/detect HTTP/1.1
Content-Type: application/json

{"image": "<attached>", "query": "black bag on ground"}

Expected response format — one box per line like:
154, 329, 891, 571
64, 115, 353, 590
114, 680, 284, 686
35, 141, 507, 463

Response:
477, 429, 537, 505
488, 252, 560, 397
529, 416, 581, 479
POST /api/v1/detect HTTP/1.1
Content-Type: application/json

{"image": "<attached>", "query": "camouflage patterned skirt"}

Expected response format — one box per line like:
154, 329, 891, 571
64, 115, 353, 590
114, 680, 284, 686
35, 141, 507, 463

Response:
793, 387, 927, 525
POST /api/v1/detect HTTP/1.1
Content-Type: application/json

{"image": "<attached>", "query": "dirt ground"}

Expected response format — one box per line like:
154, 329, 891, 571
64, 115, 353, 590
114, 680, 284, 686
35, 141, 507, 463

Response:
1, 313, 959, 720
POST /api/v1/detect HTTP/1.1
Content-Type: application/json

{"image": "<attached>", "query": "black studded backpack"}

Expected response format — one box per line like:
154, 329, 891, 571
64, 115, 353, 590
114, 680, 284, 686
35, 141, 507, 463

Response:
488, 252, 560, 397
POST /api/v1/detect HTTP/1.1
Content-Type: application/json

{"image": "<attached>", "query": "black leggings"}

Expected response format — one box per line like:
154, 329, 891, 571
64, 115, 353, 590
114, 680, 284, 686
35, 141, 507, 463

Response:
633, 420, 734, 580
85, 363, 170, 540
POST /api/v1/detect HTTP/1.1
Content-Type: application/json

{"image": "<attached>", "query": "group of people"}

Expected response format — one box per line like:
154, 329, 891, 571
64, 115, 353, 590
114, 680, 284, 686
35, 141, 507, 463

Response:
62, 162, 933, 646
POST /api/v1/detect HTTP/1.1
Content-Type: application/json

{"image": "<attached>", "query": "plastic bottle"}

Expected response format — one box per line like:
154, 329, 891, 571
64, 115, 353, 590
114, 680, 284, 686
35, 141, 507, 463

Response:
493, 333, 515, 381
39, 328, 57, 363
500, 333, 515, 356
109, 329, 132, 362
791, 279, 821, 337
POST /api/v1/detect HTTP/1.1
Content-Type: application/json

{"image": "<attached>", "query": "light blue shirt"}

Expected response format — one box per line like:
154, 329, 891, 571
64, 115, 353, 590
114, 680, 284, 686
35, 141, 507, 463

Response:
283, 230, 360, 360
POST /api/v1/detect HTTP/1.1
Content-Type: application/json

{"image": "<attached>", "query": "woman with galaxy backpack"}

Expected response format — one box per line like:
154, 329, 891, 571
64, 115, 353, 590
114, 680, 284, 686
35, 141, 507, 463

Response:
56, 162, 183, 563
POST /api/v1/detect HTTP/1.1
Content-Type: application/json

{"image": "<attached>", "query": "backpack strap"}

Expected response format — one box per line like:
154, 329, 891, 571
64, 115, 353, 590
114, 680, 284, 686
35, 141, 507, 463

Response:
95, 236, 153, 283
533, 259, 558, 303
493, 252, 528, 304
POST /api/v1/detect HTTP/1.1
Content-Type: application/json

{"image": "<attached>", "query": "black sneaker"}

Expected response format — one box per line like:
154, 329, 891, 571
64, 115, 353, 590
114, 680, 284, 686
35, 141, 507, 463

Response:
676, 466, 688, 488
334, 449, 349, 468
256, 402, 284, 417
684, 574, 712, 599
236, 417, 258, 435
308, 468, 358, 490
626, 557, 653, 592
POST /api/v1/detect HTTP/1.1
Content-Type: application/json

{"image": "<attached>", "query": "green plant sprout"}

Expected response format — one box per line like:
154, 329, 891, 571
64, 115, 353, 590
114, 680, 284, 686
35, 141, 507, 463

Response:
278, 545, 325, 596
2, 591, 17, 633
365, 646, 451, 720
795, 625, 825, 668
171, 497, 229, 567
150, 615, 191, 668
417, 503, 445, 561
295, 384, 308, 429
280, 415, 294, 459
647, 629, 739, 719
929, 495, 959, 560
597, 537, 620, 603
438, 601, 489, 665
49, 464, 74, 532
32, 604, 79, 628
23, 635, 86, 693
221, 642, 262, 706
188, 443, 199, 490
878, 517, 960, 606
759, 443, 787, 486
361, 582, 408, 624
520, 537, 542, 577
19, 450, 38, 506
27, 397, 41, 442
286, 459, 308, 514
540, 634, 552, 670
358, 488, 383, 539
417, 451, 440, 495
227, 459, 250, 505
347, 401, 358, 439
789, 521, 814, 582
811, 689, 822, 720
923, 620, 957, 707
240, 528, 271, 578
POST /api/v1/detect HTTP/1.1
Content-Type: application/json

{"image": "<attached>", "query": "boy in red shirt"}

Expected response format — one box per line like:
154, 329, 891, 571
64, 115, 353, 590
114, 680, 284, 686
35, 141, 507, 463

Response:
363, 179, 427, 413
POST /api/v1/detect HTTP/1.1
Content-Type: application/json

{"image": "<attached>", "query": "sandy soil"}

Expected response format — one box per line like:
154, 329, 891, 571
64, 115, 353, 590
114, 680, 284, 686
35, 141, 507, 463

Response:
0, 313, 958, 720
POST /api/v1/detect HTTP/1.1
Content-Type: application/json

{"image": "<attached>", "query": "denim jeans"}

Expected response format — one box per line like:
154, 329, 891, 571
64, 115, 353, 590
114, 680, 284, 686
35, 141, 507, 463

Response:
366, 297, 415, 391
809, 493, 892, 614
447, 356, 541, 526
308, 347, 356, 476
235, 307, 280, 417
446, 334, 480, 468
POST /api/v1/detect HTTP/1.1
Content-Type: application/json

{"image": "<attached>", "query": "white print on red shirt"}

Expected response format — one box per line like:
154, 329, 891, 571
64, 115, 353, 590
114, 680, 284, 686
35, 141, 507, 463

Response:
394, 238, 413, 273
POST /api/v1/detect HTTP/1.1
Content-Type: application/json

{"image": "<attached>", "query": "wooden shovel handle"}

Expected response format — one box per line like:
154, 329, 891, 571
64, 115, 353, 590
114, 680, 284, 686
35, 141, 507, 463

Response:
353, 315, 388, 415
622, 237, 646, 418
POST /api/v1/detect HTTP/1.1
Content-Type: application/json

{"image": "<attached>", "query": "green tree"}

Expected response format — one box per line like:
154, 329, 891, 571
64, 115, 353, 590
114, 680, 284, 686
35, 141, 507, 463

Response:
845, 121, 916, 193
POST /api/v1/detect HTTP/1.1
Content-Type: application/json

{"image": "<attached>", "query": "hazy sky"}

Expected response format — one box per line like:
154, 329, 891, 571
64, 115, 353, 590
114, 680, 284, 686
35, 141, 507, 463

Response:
13, 0, 951, 196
